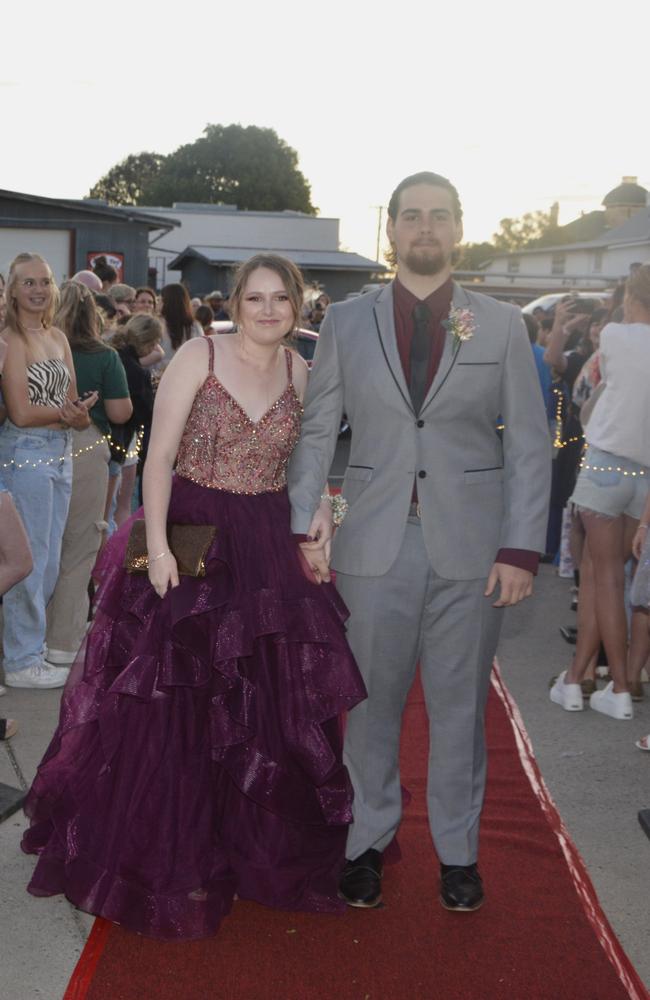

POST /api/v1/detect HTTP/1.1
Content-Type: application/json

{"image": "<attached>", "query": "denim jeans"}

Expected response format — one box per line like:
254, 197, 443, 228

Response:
0, 420, 72, 673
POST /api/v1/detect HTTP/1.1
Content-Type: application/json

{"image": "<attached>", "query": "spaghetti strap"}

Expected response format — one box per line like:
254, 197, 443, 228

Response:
284, 347, 293, 383
207, 336, 215, 374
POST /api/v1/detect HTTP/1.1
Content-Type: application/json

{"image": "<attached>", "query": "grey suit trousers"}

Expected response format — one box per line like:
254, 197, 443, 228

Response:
336, 516, 503, 866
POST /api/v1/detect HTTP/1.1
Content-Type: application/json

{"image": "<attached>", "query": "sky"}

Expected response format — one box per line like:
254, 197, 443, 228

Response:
2, 0, 648, 263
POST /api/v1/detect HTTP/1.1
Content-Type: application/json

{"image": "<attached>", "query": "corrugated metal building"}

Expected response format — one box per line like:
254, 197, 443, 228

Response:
0, 189, 178, 286
144, 203, 387, 301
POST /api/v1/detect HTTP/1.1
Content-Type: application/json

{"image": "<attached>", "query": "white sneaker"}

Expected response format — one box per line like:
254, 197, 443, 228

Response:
5, 662, 70, 689
45, 647, 78, 665
549, 670, 583, 711
589, 682, 633, 720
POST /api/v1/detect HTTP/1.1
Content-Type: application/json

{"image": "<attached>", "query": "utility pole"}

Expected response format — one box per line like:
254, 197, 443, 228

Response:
374, 205, 385, 263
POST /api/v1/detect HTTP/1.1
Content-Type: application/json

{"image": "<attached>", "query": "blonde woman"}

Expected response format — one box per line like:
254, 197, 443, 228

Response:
0, 254, 97, 689
45, 281, 132, 666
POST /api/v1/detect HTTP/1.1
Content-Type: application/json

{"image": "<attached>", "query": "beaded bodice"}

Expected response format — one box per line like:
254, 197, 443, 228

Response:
175, 338, 303, 494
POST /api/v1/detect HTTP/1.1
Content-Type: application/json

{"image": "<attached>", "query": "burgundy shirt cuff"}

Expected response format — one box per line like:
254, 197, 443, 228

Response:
495, 548, 539, 575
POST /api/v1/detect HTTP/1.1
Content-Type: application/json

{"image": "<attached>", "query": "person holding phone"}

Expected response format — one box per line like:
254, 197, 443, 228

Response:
0, 254, 97, 689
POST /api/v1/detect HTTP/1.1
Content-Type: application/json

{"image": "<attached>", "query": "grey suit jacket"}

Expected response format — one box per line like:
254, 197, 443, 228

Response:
287, 281, 551, 580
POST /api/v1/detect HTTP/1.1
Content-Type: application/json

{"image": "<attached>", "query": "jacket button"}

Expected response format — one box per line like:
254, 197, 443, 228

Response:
418, 470, 427, 479
416, 419, 424, 428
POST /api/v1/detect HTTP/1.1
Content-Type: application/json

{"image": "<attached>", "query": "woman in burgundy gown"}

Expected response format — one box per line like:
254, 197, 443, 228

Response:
22, 255, 366, 940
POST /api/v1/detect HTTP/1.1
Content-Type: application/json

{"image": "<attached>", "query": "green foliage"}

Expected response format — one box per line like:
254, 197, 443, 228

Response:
457, 242, 497, 270
492, 210, 556, 252
89, 125, 315, 214
88, 152, 165, 206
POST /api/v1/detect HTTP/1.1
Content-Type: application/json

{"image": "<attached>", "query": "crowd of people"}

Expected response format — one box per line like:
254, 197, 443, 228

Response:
522, 269, 650, 744
0, 170, 647, 947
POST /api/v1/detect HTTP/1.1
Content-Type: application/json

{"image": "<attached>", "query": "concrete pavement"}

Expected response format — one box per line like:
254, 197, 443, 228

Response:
0, 565, 648, 999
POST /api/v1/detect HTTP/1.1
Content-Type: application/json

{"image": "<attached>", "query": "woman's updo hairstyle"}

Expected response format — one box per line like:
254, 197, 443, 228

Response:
228, 254, 304, 336
92, 255, 118, 285
110, 313, 162, 353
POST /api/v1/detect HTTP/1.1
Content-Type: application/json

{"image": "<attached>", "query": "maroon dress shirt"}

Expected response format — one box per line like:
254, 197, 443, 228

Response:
392, 277, 539, 575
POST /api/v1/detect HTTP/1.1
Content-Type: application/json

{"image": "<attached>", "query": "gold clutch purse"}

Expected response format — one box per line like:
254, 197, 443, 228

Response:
124, 520, 217, 577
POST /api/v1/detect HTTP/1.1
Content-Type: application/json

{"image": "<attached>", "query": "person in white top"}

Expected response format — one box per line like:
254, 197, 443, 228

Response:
551, 264, 650, 720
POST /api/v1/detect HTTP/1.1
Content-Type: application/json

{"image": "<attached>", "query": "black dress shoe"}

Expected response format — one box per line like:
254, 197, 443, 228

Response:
338, 848, 383, 908
440, 863, 484, 912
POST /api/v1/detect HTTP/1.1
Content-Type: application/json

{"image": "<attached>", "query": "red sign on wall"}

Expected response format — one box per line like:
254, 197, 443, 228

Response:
87, 251, 124, 282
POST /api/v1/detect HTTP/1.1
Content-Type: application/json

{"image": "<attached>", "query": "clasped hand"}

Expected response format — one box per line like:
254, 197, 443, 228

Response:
299, 500, 334, 584
59, 392, 98, 429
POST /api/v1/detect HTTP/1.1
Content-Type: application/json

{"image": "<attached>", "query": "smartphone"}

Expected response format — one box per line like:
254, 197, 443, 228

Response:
74, 390, 97, 405
569, 299, 595, 316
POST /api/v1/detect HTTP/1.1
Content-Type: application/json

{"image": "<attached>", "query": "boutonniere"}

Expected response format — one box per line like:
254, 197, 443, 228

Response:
443, 307, 476, 350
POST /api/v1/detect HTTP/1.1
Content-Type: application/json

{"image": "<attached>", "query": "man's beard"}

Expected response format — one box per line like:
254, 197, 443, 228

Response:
403, 242, 449, 276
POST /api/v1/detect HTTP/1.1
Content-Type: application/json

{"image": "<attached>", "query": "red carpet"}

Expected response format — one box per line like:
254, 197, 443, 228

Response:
64, 666, 648, 1000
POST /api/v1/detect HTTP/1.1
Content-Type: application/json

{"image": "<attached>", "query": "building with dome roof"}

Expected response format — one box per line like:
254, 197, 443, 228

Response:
602, 176, 648, 228
458, 177, 650, 301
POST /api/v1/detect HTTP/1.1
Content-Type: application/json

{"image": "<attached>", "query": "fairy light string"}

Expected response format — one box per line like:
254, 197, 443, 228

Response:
552, 386, 583, 450
1, 427, 144, 470
550, 387, 646, 476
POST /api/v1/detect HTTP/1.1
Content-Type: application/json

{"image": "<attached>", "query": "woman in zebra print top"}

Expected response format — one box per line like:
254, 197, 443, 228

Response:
0, 253, 98, 690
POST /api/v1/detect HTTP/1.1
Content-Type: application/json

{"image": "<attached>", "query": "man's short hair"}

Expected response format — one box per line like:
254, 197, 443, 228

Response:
387, 171, 463, 223
208, 290, 224, 300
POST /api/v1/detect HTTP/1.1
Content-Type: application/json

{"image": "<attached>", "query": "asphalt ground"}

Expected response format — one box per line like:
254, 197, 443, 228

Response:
1, 440, 648, 998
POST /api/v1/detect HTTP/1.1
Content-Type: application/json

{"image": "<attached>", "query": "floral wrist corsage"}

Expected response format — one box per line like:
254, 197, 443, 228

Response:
320, 493, 349, 526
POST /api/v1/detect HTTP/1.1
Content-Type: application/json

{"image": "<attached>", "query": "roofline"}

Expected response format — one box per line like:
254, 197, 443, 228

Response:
169, 246, 386, 271
139, 204, 337, 222
482, 233, 650, 263
0, 188, 180, 229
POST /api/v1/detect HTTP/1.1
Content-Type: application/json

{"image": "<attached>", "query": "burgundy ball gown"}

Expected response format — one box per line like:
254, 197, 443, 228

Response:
22, 340, 366, 940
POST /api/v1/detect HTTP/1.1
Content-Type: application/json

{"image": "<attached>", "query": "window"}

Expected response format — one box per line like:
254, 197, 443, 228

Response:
593, 251, 603, 273
507, 256, 520, 274
551, 253, 566, 276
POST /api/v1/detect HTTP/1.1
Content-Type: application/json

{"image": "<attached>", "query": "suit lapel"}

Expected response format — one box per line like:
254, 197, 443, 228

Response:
372, 283, 414, 414
419, 281, 469, 415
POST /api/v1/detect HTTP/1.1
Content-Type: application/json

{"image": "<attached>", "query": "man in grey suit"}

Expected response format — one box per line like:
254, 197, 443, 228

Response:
288, 172, 551, 912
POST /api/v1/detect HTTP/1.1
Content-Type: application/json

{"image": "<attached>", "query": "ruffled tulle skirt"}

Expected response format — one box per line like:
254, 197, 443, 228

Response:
22, 476, 366, 940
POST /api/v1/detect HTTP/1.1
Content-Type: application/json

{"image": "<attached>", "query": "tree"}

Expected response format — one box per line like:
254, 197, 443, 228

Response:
88, 152, 165, 205
89, 125, 316, 213
457, 242, 497, 270
491, 210, 556, 252
142, 124, 315, 213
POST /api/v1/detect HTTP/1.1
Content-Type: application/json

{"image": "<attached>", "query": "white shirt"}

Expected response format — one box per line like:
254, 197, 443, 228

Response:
585, 322, 650, 466
158, 320, 203, 366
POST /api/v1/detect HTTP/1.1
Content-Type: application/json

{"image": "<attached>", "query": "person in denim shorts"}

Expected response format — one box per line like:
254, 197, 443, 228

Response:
551, 265, 650, 720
